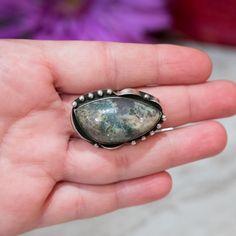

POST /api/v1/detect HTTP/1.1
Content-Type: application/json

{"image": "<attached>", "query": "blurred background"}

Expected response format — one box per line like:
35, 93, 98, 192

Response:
0, 0, 235, 235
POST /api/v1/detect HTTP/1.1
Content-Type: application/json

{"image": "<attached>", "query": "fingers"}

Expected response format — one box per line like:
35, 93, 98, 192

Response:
64, 121, 227, 184
39, 172, 171, 226
39, 41, 212, 93
147, 80, 236, 128
63, 80, 236, 135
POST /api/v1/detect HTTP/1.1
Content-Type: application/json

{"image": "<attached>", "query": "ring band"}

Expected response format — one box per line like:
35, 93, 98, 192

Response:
71, 88, 167, 149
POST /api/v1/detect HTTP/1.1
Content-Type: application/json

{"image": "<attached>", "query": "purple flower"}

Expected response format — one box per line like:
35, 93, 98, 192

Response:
0, 0, 171, 42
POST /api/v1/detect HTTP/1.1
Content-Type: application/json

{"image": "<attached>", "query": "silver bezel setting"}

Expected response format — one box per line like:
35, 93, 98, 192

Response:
71, 88, 166, 149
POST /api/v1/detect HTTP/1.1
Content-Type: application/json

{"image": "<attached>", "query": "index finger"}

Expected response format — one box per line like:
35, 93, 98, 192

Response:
39, 41, 212, 93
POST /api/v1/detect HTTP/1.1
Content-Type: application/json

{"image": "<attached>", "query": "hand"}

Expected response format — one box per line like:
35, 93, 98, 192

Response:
0, 40, 235, 235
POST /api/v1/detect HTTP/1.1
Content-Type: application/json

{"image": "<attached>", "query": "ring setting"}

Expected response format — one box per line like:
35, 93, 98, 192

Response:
71, 88, 166, 149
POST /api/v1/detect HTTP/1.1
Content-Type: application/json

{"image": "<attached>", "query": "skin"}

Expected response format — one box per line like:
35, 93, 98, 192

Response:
0, 40, 235, 235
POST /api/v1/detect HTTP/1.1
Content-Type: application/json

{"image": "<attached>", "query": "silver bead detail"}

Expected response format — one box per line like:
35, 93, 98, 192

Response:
141, 136, 146, 141
107, 89, 113, 95
88, 93, 94, 99
144, 94, 150, 100
131, 140, 136, 145
162, 114, 167, 121
72, 101, 77, 108
79, 95, 85, 101
97, 90, 103, 96
157, 124, 162, 129
94, 144, 99, 148
150, 131, 155, 136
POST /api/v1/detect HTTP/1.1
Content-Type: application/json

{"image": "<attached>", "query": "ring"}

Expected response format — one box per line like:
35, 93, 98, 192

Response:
71, 88, 167, 149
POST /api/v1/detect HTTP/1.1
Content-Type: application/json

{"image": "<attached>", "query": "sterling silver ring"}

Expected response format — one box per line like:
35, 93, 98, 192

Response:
71, 88, 168, 149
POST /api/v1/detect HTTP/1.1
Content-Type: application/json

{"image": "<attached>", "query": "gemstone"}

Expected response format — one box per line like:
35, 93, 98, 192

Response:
73, 96, 162, 146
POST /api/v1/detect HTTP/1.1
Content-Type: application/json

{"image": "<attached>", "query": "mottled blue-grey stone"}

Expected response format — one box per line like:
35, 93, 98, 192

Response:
75, 97, 161, 145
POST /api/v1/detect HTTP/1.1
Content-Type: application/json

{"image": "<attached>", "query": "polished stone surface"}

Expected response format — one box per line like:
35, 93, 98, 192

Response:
74, 97, 161, 145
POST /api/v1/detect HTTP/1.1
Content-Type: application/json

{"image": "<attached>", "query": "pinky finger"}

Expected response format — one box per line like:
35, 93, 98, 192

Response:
39, 172, 172, 227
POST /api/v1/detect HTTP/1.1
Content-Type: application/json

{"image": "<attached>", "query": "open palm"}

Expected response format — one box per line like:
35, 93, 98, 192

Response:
0, 40, 235, 235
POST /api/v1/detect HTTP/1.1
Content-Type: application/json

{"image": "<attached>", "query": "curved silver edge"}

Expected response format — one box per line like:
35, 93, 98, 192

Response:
114, 88, 161, 105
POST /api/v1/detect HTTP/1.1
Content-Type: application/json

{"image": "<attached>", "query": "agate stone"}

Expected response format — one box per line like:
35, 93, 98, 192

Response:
73, 96, 162, 146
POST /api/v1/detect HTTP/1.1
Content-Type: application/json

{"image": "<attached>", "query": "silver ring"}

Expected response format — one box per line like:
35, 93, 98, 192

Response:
71, 88, 169, 149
